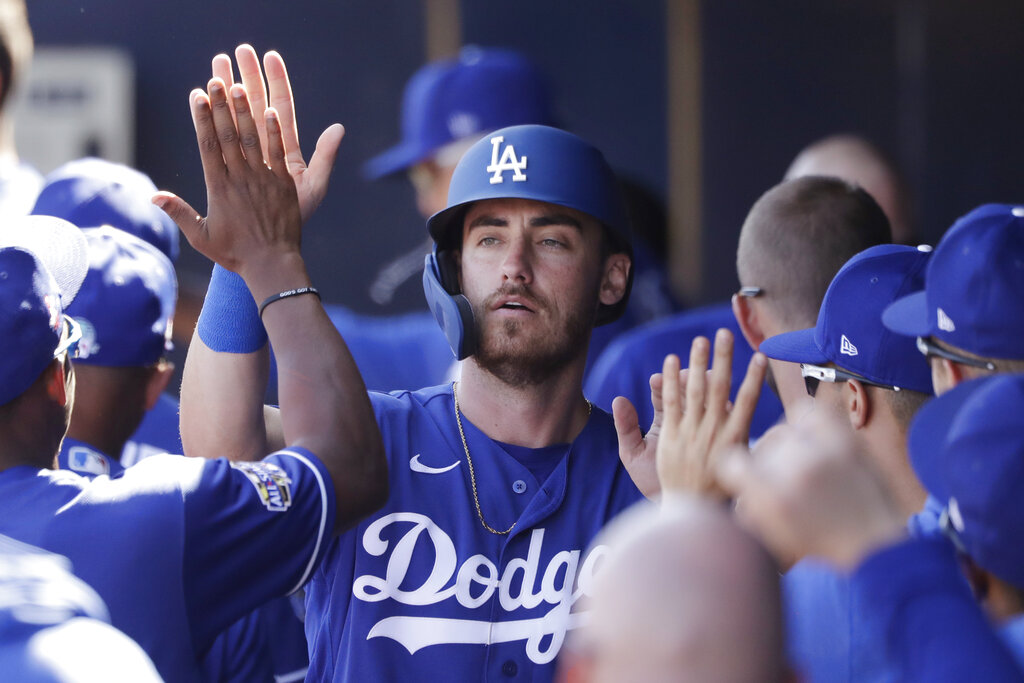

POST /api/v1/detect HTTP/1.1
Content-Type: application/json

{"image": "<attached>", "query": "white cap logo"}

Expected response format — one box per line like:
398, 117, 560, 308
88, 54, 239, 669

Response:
486, 136, 528, 184
840, 334, 858, 356
75, 318, 100, 360
937, 307, 956, 332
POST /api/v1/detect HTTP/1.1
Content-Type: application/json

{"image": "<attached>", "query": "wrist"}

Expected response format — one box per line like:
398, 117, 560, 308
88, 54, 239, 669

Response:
236, 250, 311, 304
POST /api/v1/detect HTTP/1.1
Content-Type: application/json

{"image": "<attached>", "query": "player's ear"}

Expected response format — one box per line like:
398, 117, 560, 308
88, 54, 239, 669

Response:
43, 359, 69, 407
732, 294, 764, 351
844, 379, 869, 430
599, 253, 631, 307
144, 361, 175, 412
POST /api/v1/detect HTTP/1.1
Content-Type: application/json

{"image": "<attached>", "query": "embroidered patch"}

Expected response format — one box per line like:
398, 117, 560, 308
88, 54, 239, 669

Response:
232, 461, 293, 512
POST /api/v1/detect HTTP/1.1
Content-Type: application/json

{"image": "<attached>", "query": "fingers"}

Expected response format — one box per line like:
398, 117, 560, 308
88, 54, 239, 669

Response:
263, 51, 303, 171
207, 78, 245, 168
152, 191, 205, 248
660, 354, 683, 426
706, 329, 734, 414
264, 108, 290, 181
683, 336, 710, 429
211, 53, 237, 128
236, 44, 269, 158
612, 396, 643, 458
302, 123, 345, 210
190, 89, 227, 190
722, 352, 767, 444
230, 84, 265, 169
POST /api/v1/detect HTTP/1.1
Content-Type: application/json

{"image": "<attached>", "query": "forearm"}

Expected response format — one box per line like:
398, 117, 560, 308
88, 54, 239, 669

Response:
248, 254, 387, 529
180, 330, 271, 461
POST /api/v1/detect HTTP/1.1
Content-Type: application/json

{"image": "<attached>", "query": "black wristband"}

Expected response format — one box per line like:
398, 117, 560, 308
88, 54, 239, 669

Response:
258, 286, 321, 318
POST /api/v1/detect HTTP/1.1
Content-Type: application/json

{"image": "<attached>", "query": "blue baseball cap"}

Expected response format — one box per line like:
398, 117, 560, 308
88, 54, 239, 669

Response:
882, 204, 1024, 360
908, 374, 1024, 586
31, 157, 180, 263
363, 46, 555, 179
67, 227, 176, 367
0, 216, 89, 405
759, 244, 934, 394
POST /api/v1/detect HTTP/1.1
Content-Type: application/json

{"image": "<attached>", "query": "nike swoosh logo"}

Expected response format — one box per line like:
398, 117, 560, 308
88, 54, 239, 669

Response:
409, 454, 461, 475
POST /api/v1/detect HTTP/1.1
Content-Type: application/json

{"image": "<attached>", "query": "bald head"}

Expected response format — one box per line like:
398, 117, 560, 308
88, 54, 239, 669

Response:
737, 175, 891, 330
564, 499, 785, 683
786, 135, 913, 244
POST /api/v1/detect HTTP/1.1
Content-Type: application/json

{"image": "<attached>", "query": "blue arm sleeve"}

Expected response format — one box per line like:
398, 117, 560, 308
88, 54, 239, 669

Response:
851, 537, 1024, 682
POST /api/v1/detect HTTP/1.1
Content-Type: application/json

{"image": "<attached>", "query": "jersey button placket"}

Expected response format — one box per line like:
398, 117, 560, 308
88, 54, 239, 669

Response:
502, 660, 518, 677
512, 479, 527, 494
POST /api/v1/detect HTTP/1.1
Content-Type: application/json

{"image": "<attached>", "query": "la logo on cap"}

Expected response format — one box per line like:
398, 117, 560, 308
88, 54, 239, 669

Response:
937, 307, 956, 332
840, 334, 858, 356
486, 135, 527, 184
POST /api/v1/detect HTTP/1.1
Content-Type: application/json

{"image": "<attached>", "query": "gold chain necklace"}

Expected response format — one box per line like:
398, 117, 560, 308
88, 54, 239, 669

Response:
452, 381, 592, 536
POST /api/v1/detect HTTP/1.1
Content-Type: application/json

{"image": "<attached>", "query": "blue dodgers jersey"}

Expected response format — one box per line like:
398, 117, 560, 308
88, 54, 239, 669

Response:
58, 435, 310, 683
784, 559, 897, 683
0, 448, 335, 683
584, 302, 784, 439
305, 384, 644, 681
0, 534, 162, 682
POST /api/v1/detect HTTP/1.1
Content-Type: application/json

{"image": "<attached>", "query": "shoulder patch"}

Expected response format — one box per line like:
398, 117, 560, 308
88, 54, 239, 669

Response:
231, 461, 293, 512
67, 446, 110, 476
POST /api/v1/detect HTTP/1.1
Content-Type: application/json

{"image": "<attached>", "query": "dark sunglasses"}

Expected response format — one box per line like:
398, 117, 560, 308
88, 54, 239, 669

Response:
916, 336, 996, 371
799, 363, 902, 398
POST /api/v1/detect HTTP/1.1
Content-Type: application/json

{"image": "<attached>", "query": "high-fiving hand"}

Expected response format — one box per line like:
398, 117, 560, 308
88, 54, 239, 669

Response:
655, 328, 766, 500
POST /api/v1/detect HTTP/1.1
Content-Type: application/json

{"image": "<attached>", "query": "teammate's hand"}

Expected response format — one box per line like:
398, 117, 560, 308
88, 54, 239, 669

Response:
212, 44, 343, 225
717, 408, 907, 570
153, 77, 318, 283
613, 370, 667, 499
655, 329, 765, 500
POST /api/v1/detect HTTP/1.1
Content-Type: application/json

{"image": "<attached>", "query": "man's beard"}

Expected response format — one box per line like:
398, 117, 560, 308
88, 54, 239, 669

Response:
471, 284, 594, 388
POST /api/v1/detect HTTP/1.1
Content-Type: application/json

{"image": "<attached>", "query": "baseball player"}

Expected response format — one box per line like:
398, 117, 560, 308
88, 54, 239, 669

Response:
177, 47, 643, 681
31, 157, 185, 463
0, 66, 387, 683
47, 225, 288, 682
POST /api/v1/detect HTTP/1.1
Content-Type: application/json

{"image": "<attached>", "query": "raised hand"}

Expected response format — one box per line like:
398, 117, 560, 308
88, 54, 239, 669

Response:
717, 408, 906, 570
154, 77, 319, 291
613, 370, 669, 499
213, 44, 343, 225
655, 328, 766, 500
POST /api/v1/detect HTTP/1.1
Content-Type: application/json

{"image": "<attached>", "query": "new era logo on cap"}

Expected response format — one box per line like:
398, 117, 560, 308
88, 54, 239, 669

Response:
840, 334, 858, 356
937, 307, 956, 332
487, 135, 528, 184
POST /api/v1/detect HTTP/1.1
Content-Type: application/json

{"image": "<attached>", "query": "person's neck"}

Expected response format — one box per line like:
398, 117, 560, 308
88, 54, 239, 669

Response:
859, 418, 926, 519
457, 358, 590, 447
770, 358, 814, 424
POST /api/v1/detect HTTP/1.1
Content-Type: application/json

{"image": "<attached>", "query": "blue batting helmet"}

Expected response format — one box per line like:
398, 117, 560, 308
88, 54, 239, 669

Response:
422, 124, 633, 359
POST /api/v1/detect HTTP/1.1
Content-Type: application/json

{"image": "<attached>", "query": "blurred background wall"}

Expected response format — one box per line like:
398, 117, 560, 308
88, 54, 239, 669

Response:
20, 0, 1024, 311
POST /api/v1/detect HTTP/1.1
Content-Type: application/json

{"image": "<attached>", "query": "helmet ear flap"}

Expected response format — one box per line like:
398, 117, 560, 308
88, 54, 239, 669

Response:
423, 249, 477, 360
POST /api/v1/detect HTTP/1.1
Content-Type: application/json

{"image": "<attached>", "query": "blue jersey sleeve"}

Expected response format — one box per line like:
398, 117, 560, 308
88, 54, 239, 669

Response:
181, 448, 336, 650
851, 537, 1024, 682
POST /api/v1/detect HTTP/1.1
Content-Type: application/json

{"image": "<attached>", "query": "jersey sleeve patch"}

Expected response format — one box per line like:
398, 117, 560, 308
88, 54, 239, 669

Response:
230, 461, 293, 512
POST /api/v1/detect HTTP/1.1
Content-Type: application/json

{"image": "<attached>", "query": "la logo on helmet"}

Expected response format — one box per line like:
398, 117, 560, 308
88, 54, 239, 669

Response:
486, 136, 528, 184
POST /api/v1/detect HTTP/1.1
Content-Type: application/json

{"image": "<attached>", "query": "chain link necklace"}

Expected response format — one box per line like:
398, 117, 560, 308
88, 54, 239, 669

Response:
452, 381, 592, 536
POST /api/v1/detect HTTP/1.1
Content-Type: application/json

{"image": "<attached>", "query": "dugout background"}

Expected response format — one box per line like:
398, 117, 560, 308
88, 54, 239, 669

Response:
25, 0, 1024, 311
